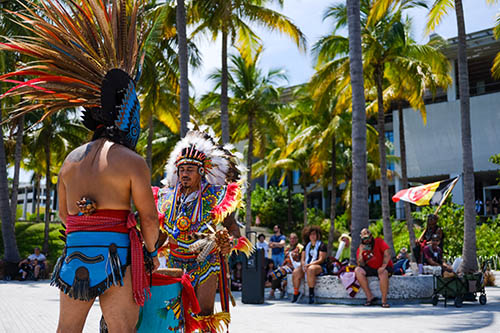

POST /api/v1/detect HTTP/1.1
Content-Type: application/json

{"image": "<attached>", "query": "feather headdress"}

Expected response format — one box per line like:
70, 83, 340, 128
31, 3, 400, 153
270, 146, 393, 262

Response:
0, 0, 146, 146
163, 123, 246, 188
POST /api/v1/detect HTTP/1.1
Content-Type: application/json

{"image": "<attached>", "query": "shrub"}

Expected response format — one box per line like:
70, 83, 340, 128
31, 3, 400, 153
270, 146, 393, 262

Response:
250, 185, 303, 233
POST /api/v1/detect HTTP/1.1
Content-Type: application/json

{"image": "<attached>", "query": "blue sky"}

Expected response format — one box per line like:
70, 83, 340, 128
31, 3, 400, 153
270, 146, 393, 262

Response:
190, 0, 499, 96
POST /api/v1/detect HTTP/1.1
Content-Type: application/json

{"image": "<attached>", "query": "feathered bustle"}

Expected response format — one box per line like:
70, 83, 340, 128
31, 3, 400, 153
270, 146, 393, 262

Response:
0, 0, 146, 124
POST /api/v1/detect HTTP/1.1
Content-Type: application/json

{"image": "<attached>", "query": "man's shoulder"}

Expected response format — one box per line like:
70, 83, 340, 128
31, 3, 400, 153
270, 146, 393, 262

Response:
109, 144, 144, 162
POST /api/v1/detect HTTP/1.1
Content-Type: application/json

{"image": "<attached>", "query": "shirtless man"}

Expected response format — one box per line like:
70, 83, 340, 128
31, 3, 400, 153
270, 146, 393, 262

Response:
56, 138, 159, 332
51, 69, 160, 333
0, 2, 158, 330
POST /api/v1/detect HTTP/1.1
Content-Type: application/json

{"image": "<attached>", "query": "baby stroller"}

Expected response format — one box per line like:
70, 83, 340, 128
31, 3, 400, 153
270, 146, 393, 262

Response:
431, 260, 489, 308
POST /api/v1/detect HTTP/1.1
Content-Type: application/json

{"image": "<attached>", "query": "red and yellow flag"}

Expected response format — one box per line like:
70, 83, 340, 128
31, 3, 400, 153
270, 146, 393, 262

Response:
392, 177, 459, 206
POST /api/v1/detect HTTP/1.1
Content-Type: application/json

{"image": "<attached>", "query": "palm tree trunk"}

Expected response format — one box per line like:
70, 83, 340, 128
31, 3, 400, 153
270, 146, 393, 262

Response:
43, 141, 51, 254
176, 0, 190, 138
398, 105, 416, 261
0, 111, 21, 262
347, 0, 368, 264
375, 67, 395, 258
10, 115, 24, 223
287, 171, 293, 228
146, 114, 154, 170
35, 174, 41, 221
220, 30, 230, 144
328, 134, 337, 256
245, 111, 254, 235
455, 0, 477, 273
302, 181, 308, 226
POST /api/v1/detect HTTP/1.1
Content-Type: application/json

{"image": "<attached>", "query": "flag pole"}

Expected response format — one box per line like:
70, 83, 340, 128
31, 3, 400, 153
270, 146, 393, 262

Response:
433, 176, 460, 216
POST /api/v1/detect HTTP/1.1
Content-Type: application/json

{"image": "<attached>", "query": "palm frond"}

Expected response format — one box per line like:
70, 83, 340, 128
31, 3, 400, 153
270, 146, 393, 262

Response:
426, 0, 454, 35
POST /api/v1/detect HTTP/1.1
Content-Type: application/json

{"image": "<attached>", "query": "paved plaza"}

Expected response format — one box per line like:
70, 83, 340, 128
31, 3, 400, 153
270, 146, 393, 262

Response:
0, 279, 499, 332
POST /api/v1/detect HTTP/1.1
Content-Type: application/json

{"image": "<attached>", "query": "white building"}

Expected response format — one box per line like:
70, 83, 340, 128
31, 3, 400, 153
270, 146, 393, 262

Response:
392, 28, 500, 217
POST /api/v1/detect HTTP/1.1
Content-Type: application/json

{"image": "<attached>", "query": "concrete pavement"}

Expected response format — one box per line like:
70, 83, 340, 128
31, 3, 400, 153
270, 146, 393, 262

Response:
0, 279, 499, 332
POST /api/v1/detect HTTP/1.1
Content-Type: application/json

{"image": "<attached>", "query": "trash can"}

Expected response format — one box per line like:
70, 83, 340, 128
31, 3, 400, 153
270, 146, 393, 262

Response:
241, 247, 265, 304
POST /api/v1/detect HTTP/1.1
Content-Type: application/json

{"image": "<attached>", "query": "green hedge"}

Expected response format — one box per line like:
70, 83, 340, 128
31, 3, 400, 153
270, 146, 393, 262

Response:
0, 222, 65, 264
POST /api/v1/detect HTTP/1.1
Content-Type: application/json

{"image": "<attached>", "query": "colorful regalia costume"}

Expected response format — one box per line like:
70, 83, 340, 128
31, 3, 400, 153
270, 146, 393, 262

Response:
0, 0, 152, 305
155, 125, 253, 332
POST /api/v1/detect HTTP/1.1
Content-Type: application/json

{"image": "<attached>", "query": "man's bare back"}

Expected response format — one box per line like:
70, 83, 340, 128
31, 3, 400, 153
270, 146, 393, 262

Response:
56, 138, 159, 333
58, 139, 158, 232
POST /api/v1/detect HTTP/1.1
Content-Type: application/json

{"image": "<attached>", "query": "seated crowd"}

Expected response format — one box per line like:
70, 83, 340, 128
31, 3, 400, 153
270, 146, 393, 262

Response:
259, 213, 456, 307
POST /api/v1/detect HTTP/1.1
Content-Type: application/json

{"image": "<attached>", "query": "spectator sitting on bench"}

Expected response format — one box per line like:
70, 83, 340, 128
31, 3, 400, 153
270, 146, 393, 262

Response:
355, 228, 393, 308
18, 259, 34, 281
25, 247, 47, 280
423, 234, 452, 274
269, 232, 303, 299
393, 247, 410, 275
413, 214, 443, 263
291, 226, 327, 304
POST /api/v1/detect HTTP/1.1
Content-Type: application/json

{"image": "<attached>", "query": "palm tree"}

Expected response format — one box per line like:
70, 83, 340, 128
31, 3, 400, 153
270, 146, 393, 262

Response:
346, 0, 369, 263
191, 0, 306, 144
0, 112, 21, 263
426, 0, 477, 272
252, 105, 298, 229
314, 0, 439, 257
27, 112, 88, 253
138, 1, 203, 168
9, 115, 24, 223
372, 0, 482, 274
177, 0, 190, 137
377, 31, 451, 261
200, 49, 287, 233
0, 0, 27, 262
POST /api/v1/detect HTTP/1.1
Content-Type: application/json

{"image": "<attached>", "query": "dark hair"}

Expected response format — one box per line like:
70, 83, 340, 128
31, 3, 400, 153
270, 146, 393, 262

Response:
257, 233, 265, 240
301, 225, 322, 244
427, 214, 438, 222
91, 125, 136, 151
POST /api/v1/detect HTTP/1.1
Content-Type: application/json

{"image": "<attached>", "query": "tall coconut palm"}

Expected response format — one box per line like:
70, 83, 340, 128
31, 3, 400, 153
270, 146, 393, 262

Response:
426, 0, 477, 272
176, 0, 190, 137
0, 0, 28, 261
377, 31, 451, 261
252, 105, 299, 229
313, 0, 432, 257
9, 115, 24, 223
372, 0, 482, 274
346, 0, 369, 263
138, 1, 202, 168
191, 0, 305, 144
0, 112, 21, 262
200, 49, 287, 233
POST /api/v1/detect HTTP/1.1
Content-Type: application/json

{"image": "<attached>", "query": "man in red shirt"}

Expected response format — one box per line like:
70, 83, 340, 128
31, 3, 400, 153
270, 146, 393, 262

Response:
355, 228, 393, 308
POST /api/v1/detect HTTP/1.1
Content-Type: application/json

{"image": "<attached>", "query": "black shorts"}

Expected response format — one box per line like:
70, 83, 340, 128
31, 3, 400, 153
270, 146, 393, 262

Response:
362, 265, 393, 277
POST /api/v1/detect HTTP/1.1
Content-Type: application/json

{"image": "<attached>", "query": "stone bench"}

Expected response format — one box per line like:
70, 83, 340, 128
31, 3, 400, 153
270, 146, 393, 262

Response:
286, 274, 434, 304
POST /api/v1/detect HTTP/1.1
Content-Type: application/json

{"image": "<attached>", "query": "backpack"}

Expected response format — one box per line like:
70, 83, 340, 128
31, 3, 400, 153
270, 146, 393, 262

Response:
393, 258, 409, 275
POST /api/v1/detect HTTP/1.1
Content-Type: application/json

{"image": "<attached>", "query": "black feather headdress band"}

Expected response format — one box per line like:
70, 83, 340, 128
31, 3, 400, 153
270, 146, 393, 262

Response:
0, 0, 146, 147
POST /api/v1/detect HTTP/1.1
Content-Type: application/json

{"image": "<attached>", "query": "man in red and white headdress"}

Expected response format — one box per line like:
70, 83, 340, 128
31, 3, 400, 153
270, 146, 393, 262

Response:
154, 125, 252, 332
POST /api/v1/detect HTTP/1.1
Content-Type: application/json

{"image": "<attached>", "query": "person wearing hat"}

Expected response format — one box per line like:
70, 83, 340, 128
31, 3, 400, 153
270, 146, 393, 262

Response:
355, 228, 393, 308
423, 234, 453, 273
414, 214, 444, 263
